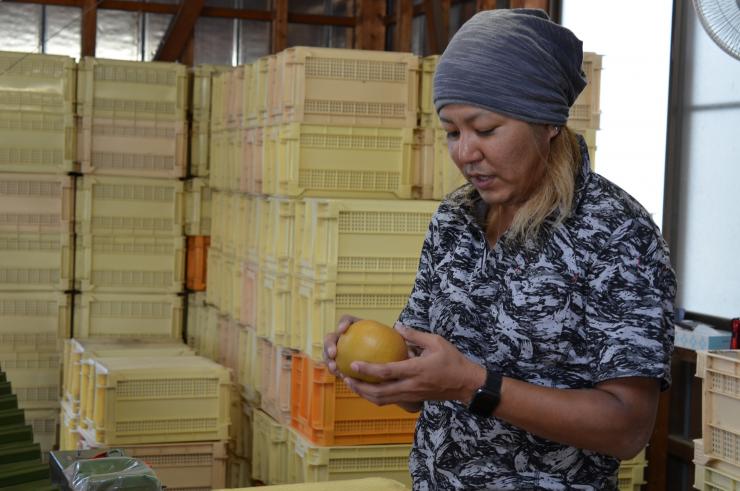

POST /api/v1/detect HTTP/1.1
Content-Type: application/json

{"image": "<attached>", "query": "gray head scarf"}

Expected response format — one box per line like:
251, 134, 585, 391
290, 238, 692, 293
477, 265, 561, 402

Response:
433, 9, 587, 126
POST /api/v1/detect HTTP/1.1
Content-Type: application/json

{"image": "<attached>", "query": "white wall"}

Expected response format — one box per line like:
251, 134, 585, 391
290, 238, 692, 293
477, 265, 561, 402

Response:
562, 1, 673, 228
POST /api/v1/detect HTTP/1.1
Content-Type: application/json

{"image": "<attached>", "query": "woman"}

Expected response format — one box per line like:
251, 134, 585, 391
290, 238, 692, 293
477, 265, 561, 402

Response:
324, 8, 675, 490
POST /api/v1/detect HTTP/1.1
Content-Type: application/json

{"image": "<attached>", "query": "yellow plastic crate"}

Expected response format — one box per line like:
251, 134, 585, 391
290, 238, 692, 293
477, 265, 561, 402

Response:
217, 477, 409, 491
245, 57, 271, 128
292, 278, 413, 361
78, 355, 231, 445
569, 52, 602, 130
0, 351, 61, 411
694, 462, 740, 491
208, 190, 226, 252
190, 119, 211, 177
25, 407, 59, 463
220, 256, 243, 321
217, 316, 241, 377
77, 57, 188, 121
80, 439, 228, 491
184, 178, 211, 236
0, 51, 76, 114
210, 70, 228, 133
77, 116, 187, 178
237, 323, 260, 405
287, 428, 412, 486
617, 460, 646, 490
247, 195, 270, 264
75, 175, 184, 237
185, 291, 208, 353
227, 66, 246, 129
232, 398, 253, 459
419, 55, 441, 129
294, 198, 437, 284
0, 231, 73, 291
0, 173, 74, 234
240, 261, 264, 333
206, 246, 223, 311
273, 47, 419, 128
73, 292, 183, 339
190, 64, 231, 123
264, 197, 297, 274
262, 268, 294, 348
268, 123, 415, 199
240, 127, 264, 194
0, 109, 77, 174
60, 401, 81, 451
63, 337, 194, 414
0, 291, 71, 347
258, 338, 296, 426
574, 127, 597, 169
209, 129, 228, 190
412, 127, 466, 200
252, 408, 290, 485
227, 452, 252, 488
697, 350, 740, 468
75, 234, 185, 293
192, 304, 220, 362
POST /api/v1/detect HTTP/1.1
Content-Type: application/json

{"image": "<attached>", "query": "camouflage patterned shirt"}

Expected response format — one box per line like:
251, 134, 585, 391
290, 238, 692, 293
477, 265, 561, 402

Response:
398, 149, 676, 490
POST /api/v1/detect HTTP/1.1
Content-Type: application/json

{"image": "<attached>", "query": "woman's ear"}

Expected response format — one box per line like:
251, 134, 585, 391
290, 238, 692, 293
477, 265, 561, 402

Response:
548, 125, 561, 140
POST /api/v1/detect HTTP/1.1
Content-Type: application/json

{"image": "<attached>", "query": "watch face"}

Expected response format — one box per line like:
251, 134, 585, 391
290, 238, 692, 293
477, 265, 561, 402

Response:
468, 370, 502, 417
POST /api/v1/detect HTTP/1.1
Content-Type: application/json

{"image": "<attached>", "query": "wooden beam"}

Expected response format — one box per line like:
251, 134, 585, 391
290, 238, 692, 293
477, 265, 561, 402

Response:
510, 0, 549, 9
423, 0, 450, 54
181, 31, 194, 67
4, 0, 82, 7
154, 0, 204, 62
394, 0, 413, 52
476, 0, 497, 10
272, 0, 288, 53
81, 0, 97, 57
355, 0, 386, 50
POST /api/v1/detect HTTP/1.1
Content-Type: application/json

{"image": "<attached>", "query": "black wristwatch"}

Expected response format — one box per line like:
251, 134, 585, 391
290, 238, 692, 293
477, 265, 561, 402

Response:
467, 368, 503, 417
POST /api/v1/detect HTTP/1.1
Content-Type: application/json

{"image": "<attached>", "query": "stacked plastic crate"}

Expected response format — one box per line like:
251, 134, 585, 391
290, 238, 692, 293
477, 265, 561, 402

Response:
0, 51, 77, 461
414, 52, 603, 203
693, 350, 740, 490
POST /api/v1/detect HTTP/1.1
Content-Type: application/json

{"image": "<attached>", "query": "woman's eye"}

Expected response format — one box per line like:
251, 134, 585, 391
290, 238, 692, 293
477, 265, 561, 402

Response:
445, 130, 460, 140
476, 128, 495, 136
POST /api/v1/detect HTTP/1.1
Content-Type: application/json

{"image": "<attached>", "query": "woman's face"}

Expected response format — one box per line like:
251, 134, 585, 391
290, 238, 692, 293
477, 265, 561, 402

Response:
439, 104, 557, 209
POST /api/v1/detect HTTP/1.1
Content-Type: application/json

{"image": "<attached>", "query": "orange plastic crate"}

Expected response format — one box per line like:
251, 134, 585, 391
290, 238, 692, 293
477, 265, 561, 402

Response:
187, 236, 210, 291
290, 352, 417, 446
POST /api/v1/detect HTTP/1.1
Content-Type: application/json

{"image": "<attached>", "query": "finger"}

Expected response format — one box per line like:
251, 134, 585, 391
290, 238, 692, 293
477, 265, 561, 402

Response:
323, 332, 339, 361
344, 376, 417, 407
395, 325, 436, 348
337, 314, 360, 333
350, 357, 419, 382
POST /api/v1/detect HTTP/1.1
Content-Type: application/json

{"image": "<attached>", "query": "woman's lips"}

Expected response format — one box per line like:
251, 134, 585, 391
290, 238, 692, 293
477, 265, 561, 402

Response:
468, 174, 495, 189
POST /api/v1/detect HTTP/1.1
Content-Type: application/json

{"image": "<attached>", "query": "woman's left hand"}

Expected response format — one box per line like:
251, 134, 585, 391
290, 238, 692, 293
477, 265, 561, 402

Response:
341, 325, 486, 406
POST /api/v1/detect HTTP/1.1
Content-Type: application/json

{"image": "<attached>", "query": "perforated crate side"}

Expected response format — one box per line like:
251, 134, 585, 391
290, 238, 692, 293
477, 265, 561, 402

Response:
75, 175, 184, 237
185, 178, 212, 236
693, 462, 740, 491
252, 408, 290, 485
261, 268, 294, 348
75, 234, 185, 293
77, 117, 187, 178
274, 123, 415, 199
0, 109, 77, 174
77, 57, 188, 121
73, 292, 183, 339
258, 338, 295, 426
419, 55, 441, 129
0, 51, 76, 114
237, 324, 260, 405
410, 127, 467, 201
568, 52, 602, 131
0, 173, 74, 234
278, 46, 419, 128
190, 64, 231, 121
241, 261, 265, 336
206, 247, 222, 311
701, 350, 740, 467
289, 353, 416, 446
240, 127, 263, 194
287, 428, 412, 486
0, 291, 71, 346
0, 231, 74, 291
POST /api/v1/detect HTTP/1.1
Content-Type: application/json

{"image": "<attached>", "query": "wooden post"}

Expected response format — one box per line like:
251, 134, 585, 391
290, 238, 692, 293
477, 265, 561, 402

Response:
510, 0, 549, 9
423, 0, 450, 54
356, 0, 386, 50
394, 0, 413, 52
476, 0, 498, 11
81, 0, 97, 57
272, 0, 288, 53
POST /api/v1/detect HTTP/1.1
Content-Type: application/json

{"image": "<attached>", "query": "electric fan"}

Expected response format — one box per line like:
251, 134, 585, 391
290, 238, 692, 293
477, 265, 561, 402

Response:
692, 0, 740, 60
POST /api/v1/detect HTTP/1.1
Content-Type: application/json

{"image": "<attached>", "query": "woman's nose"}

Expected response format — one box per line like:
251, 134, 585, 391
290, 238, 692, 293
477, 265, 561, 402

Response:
456, 133, 483, 164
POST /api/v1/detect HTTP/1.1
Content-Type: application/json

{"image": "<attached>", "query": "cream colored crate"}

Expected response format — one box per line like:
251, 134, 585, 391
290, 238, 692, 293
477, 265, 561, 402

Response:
216, 477, 409, 491
217, 316, 241, 377
0, 231, 73, 291
267, 123, 415, 199
185, 178, 211, 236
78, 355, 231, 445
227, 66, 246, 129
257, 337, 295, 426
419, 55, 441, 129
0, 291, 71, 349
208, 190, 226, 252
261, 267, 294, 348
191, 64, 231, 123
206, 246, 223, 311
190, 119, 211, 177
273, 47, 419, 128
0, 51, 76, 114
294, 198, 437, 284
25, 407, 59, 463
246, 195, 269, 264
569, 52, 602, 130
227, 452, 252, 488
186, 291, 208, 353
60, 401, 81, 451
1, 351, 61, 410
80, 438, 228, 491
697, 350, 740, 468
75, 234, 185, 293
63, 337, 194, 415
209, 129, 228, 190
292, 278, 413, 361
693, 438, 740, 490
218, 255, 243, 321
73, 292, 183, 339
0, 109, 77, 174
240, 127, 264, 194
574, 127, 597, 169
245, 57, 271, 128
232, 398, 253, 459
252, 408, 290, 485
0, 173, 74, 234
76, 175, 184, 237
77, 116, 187, 178
286, 428, 412, 487
77, 57, 188, 121
240, 261, 263, 334
412, 127, 466, 200
199, 304, 221, 362
210, 70, 228, 133
263, 197, 297, 274
237, 323, 260, 405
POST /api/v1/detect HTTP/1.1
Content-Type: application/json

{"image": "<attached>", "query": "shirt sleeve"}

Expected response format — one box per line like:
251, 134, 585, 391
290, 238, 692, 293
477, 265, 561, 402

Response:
585, 217, 677, 390
397, 212, 439, 334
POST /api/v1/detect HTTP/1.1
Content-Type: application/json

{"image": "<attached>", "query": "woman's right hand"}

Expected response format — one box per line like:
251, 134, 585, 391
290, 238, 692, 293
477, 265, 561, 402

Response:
323, 314, 361, 376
